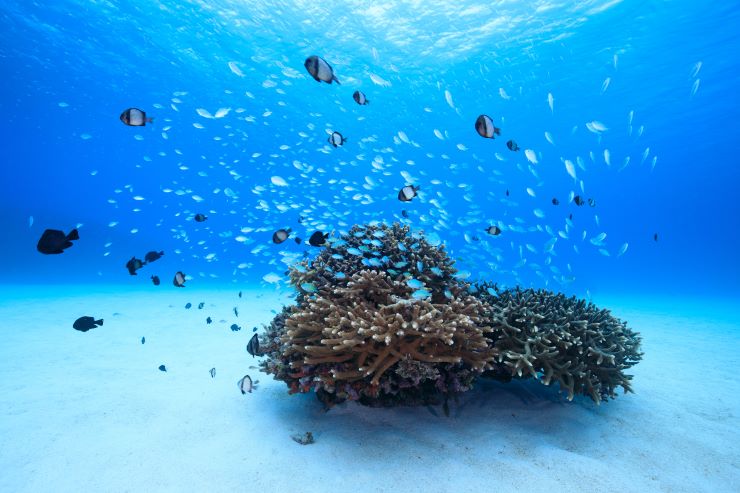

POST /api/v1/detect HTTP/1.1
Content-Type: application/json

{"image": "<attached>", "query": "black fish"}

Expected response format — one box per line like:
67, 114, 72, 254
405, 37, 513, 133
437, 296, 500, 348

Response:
206, 317, 212, 324
238, 374, 253, 394
73, 316, 103, 332
173, 271, 186, 287
304, 55, 340, 84
574, 195, 585, 206
126, 256, 146, 275
230, 324, 241, 332
194, 213, 207, 222
552, 198, 560, 205
238, 291, 242, 298
654, 233, 658, 242
120, 108, 153, 126
505, 189, 510, 197
233, 307, 239, 317
401, 210, 409, 218
158, 365, 167, 372
486, 225, 501, 236
398, 185, 420, 202
252, 326, 258, 332
569, 213, 573, 220
295, 237, 302, 244
198, 302, 204, 309
475, 114, 501, 139
308, 231, 329, 247
506, 140, 520, 151
210, 368, 216, 378
328, 131, 346, 148
273, 228, 290, 244
352, 90, 369, 105
151, 275, 160, 286
144, 250, 164, 263
36, 228, 79, 255
185, 303, 192, 309
247, 333, 260, 357
141, 336, 145, 344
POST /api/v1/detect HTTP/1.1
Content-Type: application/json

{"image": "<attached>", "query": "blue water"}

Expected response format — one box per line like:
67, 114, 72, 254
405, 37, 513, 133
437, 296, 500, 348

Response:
1, 0, 738, 300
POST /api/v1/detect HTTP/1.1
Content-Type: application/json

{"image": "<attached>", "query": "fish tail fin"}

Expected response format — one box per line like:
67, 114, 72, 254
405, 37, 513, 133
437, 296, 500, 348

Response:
366, 99, 370, 104
494, 127, 501, 135
333, 76, 341, 85
97, 319, 104, 326
67, 229, 79, 241
147, 117, 154, 123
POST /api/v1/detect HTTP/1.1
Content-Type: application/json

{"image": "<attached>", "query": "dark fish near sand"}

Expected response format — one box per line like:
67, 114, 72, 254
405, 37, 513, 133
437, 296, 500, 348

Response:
238, 374, 253, 394
304, 55, 340, 84
475, 114, 501, 139
206, 317, 212, 324
398, 185, 420, 202
238, 291, 242, 298
194, 213, 207, 222
144, 250, 164, 263
37, 228, 79, 254
328, 131, 346, 148
198, 302, 205, 309
185, 303, 192, 309
173, 271, 186, 287
230, 324, 241, 332
233, 307, 239, 317
158, 365, 167, 372
209, 368, 216, 378
486, 225, 502, 236
273, 228, 290, 244
353, 90, 369, 105
120, 108, 153, 126
141, 336, 145, 344
247, 333, 260, 357
73, 316, 103, 332
126, 257, 146, 275
151, 275, 160, 286
506, 140, 520, 151
308, 231, 329, 247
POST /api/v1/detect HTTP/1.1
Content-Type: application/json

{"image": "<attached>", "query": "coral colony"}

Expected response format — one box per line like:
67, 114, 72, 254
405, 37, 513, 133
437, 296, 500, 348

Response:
259, 223, 642, 409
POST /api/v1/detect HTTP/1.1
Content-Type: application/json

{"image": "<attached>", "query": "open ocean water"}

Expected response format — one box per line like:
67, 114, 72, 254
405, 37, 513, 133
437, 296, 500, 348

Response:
1, 1, 739, 492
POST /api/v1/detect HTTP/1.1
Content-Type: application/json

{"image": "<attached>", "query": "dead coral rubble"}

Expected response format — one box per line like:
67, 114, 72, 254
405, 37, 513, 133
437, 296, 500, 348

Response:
259, 223, 643, 409
475, 284, 643, 404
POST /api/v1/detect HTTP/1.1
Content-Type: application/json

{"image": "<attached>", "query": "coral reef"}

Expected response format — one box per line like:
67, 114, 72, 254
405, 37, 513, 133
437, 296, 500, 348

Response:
474, 284, 643, 404
259, 222, 643, 409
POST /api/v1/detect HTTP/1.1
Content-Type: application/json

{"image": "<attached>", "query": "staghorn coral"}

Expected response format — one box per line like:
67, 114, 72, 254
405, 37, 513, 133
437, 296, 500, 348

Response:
259, 222, 643, 410
474, 285, 643, 404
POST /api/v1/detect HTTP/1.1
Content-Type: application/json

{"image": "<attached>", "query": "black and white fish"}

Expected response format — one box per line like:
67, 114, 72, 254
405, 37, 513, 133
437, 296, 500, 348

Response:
194, 213, 207, 222
506, 139, 520, 151
273, 228, 290, 244
144, 250, 164, 263
574, 195, 585, 206
308, 231, 329, 247
486, 225, 502, 236
36, 228, 79, 254
173, 271, 187, 287
247, 333, 260, 357
304, 55, 340, 84
120, 108, 153, 126
353, 90, 369, 105
126, 257, 146, 275
398, 185, 420, 202
238, 374, 253, 394
73, 316, 103, 332
475, 114, 501, 139
328, 131, 346, 147
209, 368, 216, 378
151, 275, 160, 286
588, 198, 596, 207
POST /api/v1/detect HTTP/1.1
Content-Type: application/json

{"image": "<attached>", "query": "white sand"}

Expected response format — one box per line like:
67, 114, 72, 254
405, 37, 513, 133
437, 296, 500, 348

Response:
0, 286, 738, 493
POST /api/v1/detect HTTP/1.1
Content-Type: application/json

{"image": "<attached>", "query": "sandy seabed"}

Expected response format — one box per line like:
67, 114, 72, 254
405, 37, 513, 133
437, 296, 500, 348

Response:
0, 285, 738, 493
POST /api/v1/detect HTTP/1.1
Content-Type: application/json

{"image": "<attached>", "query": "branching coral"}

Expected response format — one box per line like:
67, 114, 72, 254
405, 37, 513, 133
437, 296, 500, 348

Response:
475, 285, 643, 404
